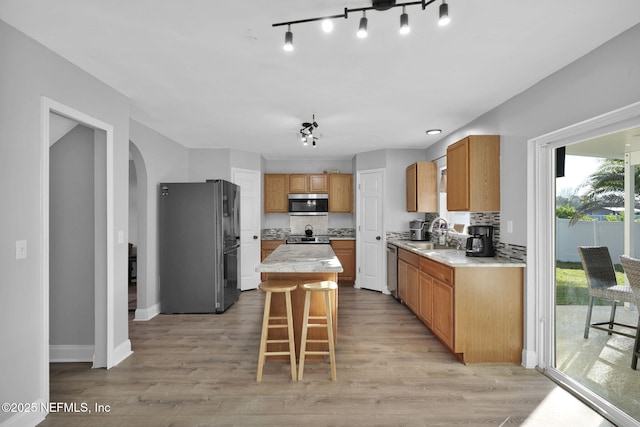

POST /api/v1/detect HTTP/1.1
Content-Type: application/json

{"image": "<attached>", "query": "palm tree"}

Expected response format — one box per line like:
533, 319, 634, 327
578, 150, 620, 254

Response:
571, 158, 640, 224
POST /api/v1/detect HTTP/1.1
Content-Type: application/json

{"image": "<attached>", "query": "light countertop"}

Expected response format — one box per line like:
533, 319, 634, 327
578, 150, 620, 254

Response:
389, 240, 526, 268
256, 244, 344, 273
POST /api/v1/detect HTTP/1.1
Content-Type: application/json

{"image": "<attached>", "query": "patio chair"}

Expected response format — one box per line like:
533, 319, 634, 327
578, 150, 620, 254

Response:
617, 255, 640, 369
577, 246, 635, 339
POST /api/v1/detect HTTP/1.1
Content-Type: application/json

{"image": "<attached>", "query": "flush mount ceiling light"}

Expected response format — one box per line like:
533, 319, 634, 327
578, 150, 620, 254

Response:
426, 129, 442, 135
274, 0, 450, 50
300, 115, 319, 147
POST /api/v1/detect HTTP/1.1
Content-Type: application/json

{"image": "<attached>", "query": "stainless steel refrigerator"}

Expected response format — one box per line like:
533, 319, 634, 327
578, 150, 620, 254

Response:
159, 180, 241, 313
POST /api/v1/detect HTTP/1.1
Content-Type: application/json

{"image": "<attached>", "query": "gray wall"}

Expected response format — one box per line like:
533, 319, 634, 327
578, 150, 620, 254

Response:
188, 148, 263, 182
353, 148, 429, 234
129, 160, 138, 245
0, 19, 130, 424
50, 125, 95, 346
424, 23, 640, 247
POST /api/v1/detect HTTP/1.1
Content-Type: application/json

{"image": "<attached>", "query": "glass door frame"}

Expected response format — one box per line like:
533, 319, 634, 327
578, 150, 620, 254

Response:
528, 101, 640, 427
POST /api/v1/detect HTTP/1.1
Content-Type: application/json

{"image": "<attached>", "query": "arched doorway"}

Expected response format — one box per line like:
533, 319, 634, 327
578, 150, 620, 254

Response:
128, 141, 149, 321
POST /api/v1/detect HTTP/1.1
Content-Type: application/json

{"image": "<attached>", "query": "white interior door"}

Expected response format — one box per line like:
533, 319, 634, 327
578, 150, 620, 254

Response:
232, 168, 261, 291
356, 169, 385, 293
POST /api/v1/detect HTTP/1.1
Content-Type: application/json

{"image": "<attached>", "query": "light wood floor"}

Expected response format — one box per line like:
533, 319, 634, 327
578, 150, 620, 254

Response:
40, 287, 609, 426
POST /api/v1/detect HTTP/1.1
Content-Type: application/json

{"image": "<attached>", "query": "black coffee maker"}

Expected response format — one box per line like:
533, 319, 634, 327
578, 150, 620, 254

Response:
465, 225, 495, 257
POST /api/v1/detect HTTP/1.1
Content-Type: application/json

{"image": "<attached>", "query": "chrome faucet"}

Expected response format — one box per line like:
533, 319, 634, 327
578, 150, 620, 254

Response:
429, 217, 449, 245
428, 217, 448, 233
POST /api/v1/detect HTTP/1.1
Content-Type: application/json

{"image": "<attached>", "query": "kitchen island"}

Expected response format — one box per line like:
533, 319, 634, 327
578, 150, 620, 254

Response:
255, 244, 343, 360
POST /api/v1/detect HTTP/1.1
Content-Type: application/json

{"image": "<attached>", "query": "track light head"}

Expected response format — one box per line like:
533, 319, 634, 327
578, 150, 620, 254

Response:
284, 24, 294, 51
321, 19, 334, 33
439, 1, 450, 26
400, 6, 410, 35
357, 11, 368, 38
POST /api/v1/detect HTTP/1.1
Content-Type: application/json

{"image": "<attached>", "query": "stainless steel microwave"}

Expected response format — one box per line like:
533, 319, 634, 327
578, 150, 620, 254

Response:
288, 193, 329, 215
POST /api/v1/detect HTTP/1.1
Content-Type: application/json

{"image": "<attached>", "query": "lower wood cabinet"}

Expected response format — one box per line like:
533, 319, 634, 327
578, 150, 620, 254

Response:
396, 245, 524, 364
418, 271, 433, 327
432, 278, 454, 349
398, 249, 420, 310
330, 240, 356, 284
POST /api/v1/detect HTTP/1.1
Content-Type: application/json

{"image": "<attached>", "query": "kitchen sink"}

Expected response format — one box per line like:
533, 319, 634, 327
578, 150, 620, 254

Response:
406, 242, 436, 249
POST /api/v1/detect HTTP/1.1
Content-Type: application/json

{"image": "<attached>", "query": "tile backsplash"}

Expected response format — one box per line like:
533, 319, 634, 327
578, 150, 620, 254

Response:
290, 215, 328, 235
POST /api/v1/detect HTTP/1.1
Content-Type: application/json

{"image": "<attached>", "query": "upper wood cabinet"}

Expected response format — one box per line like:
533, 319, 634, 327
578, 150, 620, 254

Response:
329, 174, 353, 213
406, 162, 438, 212
264, 174, 288, 213
264, 172, 353, 213
289, 174, 328, 193
446, 135, 500, 212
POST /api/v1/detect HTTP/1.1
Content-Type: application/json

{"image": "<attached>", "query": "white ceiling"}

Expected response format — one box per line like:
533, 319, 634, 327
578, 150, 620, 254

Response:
2, 0, 640, 160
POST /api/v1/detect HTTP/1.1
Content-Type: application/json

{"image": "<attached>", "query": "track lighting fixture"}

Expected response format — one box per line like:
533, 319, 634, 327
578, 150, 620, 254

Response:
357, 11, 368, 38
274, 0, 451, 50
438, 0, 450, 26
399, 6, 410, 34
283, 24, 293, 51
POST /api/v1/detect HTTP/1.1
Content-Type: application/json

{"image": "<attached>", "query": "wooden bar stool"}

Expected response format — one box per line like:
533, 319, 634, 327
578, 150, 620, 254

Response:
298, 280, 338, 381
256, 280, 298, 382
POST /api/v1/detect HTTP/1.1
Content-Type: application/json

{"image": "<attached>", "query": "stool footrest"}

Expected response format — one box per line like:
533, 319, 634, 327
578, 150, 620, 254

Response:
265, 351, 295, 357
305, 351, 330, 356
266, 339, 291, 344
267, 324, 289, 329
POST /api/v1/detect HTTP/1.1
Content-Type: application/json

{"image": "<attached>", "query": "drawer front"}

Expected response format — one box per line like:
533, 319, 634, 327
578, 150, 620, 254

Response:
419, 257, 453, 286
398, 248, 420, 266
330, 239, 355, 249
261, 240, 285, 251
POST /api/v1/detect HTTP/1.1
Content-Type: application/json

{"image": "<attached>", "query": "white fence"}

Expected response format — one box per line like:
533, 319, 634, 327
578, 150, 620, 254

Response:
555, 218, 640, 263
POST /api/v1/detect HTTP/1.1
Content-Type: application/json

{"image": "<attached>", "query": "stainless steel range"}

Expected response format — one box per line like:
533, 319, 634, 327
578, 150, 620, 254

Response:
286, 234, 330, 244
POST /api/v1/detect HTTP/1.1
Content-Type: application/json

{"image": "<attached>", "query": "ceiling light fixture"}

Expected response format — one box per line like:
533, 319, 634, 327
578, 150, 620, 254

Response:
357, 11, 368, 38
300, 115, 320, 147
438, 0, 450, 26
426, 129, 442, 135
274, 0, 449, 50
283, 24, 294, 51
399, 6, 410, 34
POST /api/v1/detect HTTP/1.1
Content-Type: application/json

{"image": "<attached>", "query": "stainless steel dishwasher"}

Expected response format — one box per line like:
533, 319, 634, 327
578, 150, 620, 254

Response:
386, 244, 398, 300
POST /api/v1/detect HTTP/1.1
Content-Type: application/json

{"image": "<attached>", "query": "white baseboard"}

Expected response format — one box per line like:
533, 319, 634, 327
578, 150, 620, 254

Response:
49, 345, 94, 362
134, 302, 160, 321
0, 398, 46, 427
110, 339, 133, 368
522, 348, 538, 369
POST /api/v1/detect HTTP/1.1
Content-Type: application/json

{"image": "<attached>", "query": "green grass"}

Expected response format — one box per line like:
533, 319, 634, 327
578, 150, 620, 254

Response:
555, 261, 626, 305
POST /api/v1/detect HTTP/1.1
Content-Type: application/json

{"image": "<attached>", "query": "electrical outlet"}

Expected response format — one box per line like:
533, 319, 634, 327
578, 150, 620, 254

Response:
16, 240, 27, 259
507, 220, 513, 233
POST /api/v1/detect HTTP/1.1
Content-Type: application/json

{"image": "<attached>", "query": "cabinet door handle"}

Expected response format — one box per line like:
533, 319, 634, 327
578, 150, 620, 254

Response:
253, 235, 258, 239
376, 236, 381, 240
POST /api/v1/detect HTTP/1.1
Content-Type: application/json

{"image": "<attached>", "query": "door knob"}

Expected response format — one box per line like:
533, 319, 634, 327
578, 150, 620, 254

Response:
376, 236, 381, 240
